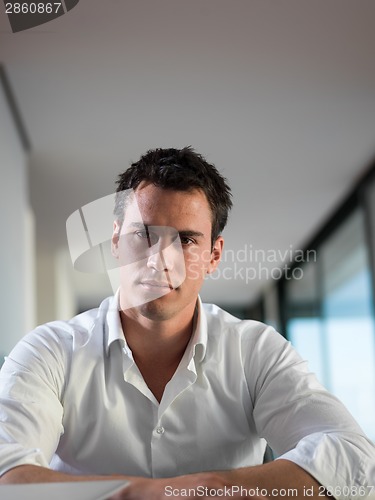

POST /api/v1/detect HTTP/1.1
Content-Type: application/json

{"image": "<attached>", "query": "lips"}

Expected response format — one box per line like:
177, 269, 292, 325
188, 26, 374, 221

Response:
140, 280, 173, 290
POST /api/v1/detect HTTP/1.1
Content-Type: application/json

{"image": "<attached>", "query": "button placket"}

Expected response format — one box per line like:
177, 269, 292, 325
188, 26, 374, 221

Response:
150, 420, 166, 476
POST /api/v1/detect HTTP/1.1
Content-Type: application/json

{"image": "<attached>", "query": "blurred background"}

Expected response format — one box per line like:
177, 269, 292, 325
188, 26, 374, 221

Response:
1, 0, 375, 441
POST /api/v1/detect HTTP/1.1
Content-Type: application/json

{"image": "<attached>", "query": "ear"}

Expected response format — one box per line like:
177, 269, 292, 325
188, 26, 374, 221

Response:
207, 236, 224, 274
111, 220, 121, 259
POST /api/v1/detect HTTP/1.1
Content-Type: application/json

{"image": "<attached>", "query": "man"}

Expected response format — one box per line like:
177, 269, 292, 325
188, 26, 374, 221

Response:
0, 147, 374, 499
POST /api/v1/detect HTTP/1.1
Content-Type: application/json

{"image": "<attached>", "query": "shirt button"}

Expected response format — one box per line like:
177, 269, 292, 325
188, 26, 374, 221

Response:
156, 426, 165, 435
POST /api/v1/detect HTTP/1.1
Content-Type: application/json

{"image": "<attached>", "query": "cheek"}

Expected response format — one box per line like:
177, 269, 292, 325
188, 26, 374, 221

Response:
184, 248, 213, 279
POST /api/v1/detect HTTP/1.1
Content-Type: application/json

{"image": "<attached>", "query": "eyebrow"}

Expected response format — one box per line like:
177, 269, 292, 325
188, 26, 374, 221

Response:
178, 230, 205, 239
128, 222, 149, 230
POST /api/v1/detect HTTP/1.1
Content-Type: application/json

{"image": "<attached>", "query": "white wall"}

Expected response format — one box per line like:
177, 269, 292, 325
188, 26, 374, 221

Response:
35, 245, 77, 325
0, 78, 35, 357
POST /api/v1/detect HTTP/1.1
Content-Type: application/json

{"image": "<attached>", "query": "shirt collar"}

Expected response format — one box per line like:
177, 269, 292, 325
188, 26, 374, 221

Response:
105, 289, 127, 355
104, 291, 208, 363
190, 296, 208, 363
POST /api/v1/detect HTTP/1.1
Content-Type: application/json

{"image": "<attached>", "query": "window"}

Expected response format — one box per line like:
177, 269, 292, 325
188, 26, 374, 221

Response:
285, 207, 375, 441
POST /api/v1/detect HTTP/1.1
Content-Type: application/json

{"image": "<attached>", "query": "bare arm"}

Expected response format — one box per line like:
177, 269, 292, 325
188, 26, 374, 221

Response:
118, 460, 330, 499
116, 459, 330, 499
0, 464, 126, 484
215, 459, 330, 499
0, 460, 330, 499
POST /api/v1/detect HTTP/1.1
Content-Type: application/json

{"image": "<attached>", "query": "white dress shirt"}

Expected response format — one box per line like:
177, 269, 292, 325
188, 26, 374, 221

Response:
0, 294, 374, 498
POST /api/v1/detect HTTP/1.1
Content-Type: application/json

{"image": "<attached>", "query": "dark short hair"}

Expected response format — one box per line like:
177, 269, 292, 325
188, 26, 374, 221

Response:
114, 147, 232, 245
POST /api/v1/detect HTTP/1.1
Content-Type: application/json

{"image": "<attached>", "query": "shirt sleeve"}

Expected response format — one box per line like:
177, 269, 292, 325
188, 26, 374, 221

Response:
0, 325, 69, 477
243, 324, 375, 499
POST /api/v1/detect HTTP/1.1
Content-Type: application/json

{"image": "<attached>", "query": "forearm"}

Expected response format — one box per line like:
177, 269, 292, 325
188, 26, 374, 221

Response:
0, 461, 331, 499
0, 464, 127, 484
217, 459, 330, 499
114, 461, 331, 500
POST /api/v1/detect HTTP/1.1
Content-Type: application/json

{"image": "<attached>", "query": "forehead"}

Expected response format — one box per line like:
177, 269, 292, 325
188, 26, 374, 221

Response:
123, 183, 212, 225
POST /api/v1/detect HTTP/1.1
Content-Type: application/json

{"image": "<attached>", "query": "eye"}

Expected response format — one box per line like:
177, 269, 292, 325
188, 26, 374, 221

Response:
180, 236, 195, 246
135, 230, 149, 239
135, 230, 159, 245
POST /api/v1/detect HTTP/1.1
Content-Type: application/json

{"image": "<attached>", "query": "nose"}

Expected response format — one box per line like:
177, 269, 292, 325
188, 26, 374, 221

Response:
146, 239, 175, 272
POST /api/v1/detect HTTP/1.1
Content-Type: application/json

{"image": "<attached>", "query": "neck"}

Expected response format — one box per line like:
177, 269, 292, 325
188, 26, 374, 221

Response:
119, 303, 197, 366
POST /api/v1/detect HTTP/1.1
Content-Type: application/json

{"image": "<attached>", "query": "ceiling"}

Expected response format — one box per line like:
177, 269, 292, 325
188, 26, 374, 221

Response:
1, 0, 375, 308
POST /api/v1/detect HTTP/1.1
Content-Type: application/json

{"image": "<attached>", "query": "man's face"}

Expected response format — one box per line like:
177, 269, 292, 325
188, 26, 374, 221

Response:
111, 182, 223, 321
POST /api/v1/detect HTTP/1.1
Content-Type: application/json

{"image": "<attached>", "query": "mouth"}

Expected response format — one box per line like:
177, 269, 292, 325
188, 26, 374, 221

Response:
140, 280, 173, 290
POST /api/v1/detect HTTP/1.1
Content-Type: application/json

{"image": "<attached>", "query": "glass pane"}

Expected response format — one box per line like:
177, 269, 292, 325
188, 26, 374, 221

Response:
321, 208, 375, 440
286, 208, 375, 441
288, 317, 326, 384
321, 209, 375, 440
263, 284, 280, 331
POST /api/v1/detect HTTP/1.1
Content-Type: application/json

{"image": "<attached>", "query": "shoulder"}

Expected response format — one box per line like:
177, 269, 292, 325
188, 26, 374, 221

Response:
6, 296, 114, 364
202, 302, 297, 363
203, 302, 284, 342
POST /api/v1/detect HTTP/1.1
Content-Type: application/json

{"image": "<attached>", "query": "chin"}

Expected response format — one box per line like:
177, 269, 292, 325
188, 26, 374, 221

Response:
120, 283, 173, 310
136, 301, 175, 321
